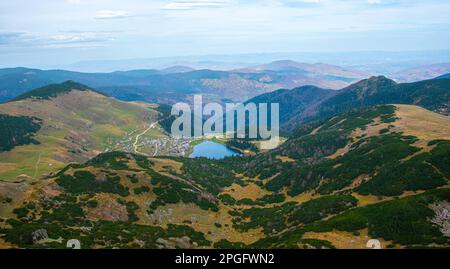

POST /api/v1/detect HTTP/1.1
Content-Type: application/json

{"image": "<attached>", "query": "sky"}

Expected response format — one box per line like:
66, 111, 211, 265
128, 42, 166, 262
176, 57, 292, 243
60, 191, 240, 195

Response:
1, 0, 450, 68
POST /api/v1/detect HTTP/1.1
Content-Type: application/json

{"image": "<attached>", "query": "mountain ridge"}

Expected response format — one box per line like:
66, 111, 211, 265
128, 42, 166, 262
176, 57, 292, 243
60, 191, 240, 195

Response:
247, 75, 450, 133
0, 64, 370, 103
11, 80, 107, 102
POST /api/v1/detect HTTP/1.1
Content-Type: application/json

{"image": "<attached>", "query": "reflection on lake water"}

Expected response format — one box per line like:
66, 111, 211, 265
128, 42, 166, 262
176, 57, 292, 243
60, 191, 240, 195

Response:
189, 141, 240, 159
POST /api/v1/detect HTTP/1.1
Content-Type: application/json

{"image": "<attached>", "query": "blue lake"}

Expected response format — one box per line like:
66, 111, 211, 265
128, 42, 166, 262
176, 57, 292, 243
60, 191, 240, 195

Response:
189, 141, 240, 159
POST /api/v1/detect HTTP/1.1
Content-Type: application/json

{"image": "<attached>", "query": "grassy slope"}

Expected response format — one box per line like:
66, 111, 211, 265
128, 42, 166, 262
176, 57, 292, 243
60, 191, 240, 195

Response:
0, 90, 165, 181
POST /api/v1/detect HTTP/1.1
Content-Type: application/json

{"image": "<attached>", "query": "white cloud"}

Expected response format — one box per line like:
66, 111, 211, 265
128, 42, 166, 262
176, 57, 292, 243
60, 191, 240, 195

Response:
0, 31, 115, 48
50, 32, 114, 43
95, 10, 132, 19
162, 0, 230, 10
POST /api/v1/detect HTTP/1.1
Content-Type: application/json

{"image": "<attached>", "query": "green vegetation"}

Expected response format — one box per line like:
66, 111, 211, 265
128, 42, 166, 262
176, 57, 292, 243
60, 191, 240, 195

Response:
288, 195, 357, 224
219, 193, 285, 206
155, 104, 175, 134
231, 202, 296, 234
133, 186, 150, 195
86, 152, 132, 170
3, 181, 210, 248
232, 195, 357, 235
250, 189, 450, 248
226, 139, 259, 153
178, 157, 241, 195
1, 101, 449, 249
316, 76, 450, 122
236, 194, 286, 206
11, 81, 106, 102
56, 171, 130, 197
235, 106, 450, 197
147, 169, 219, 212
214, 239, 248, 249
118, 199, 139, 222
307, 189, 450, 246
0, 114, 42, 152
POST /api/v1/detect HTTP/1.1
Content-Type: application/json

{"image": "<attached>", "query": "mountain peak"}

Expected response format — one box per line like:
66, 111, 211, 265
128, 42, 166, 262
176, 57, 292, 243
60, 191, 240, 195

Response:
11, 81, 105, 102
344, 75, 397, 91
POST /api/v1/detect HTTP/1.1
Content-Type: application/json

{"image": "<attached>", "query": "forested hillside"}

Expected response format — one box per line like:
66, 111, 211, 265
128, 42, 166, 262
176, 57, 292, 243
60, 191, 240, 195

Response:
1, 104, 448, 249
247, 76, 450, 133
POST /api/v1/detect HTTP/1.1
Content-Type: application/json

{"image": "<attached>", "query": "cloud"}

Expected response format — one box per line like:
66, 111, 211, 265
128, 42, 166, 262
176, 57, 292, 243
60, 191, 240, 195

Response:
66, 0, 81, 4
0, 32, 35, 45
49, 32, 115, 44
0, 31, 114, 49
95, 10, 132, 19
162, 0, 230, 10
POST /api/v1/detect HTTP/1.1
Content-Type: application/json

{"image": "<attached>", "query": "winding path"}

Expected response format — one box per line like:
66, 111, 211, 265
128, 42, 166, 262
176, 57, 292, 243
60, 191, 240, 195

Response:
132, 122, 157, 156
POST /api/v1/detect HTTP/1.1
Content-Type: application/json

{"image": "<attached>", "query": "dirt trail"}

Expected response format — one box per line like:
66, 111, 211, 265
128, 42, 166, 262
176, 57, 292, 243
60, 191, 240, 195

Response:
132, 122, 157, 156
33, 153, 42, 179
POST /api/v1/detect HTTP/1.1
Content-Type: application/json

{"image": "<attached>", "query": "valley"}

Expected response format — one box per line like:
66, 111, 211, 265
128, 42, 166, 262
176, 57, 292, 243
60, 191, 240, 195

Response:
1, 89, 449, 248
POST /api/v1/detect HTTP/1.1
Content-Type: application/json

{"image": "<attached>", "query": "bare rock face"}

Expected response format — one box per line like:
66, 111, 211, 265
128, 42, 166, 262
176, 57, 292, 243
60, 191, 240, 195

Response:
32, 229, 48, 243
429, 201, 450, 237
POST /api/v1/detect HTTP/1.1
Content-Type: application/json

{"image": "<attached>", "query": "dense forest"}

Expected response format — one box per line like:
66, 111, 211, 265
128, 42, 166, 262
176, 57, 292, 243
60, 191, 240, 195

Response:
0, 114, 42, 152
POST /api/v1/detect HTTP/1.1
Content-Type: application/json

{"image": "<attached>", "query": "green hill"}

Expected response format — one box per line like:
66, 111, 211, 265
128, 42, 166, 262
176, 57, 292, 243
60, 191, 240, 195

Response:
0, 82, 165, 181
11, 81, 106, 102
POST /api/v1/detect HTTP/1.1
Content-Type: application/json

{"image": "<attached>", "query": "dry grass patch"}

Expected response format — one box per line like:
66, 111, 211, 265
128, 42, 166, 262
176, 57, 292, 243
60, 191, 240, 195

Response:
0, 238, 15, 249
352, 189, 425, 207
394, 104, 450, 142
151, 158, 183, 174
275, 155, 296, 163
303, 229, 394, 249
222, 183, 271, 201
284, 191, 317, 204
144, 203, 264, 244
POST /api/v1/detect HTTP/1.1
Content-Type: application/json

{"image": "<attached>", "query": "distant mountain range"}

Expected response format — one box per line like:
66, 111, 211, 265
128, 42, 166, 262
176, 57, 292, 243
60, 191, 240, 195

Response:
0, 61, 369, 104
393, 63, 450, 82
235, 60, 369, 78
59, 50, 450, 74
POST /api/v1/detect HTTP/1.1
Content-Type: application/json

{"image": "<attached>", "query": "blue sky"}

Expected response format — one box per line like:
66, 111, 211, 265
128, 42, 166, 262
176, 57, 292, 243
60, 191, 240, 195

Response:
1, 0, 450, 68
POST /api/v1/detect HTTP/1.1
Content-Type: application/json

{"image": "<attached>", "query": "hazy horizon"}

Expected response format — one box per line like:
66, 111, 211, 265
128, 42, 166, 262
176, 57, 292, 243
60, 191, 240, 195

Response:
1, 0, 450, 69
2, 50, 450, 75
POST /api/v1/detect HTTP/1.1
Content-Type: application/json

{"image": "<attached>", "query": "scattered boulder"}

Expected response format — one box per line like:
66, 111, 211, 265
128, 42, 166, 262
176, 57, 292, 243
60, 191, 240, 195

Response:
32, 229, 48, 243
